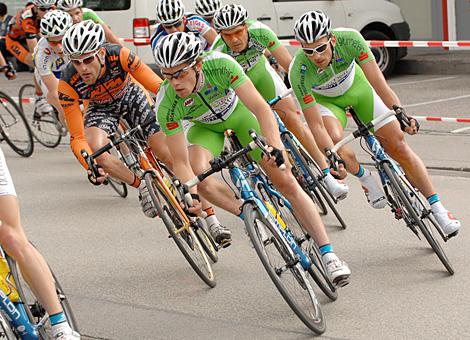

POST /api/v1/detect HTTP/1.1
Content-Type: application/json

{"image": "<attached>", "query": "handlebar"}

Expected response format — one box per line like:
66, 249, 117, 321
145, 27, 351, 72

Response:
267, 88, 294, 107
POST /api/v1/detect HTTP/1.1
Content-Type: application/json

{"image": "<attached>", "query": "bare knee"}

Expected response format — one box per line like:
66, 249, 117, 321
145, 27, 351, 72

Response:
384, 140, 414, 163
0, 224, 29, 262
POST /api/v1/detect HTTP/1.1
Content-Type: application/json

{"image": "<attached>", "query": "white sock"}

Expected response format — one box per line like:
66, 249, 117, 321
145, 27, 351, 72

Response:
357, 168, 372, 183
205, 214, 219, 226
431, 201, 446, 214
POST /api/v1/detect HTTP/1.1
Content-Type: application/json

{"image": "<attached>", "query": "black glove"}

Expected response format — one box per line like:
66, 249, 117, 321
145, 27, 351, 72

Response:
393, 105, 420, 133
269, 145, 285, 168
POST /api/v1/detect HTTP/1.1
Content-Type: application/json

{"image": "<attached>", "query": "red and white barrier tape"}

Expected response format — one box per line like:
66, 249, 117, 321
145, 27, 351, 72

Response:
118, 37, 470, 48
345, 112, 470, 123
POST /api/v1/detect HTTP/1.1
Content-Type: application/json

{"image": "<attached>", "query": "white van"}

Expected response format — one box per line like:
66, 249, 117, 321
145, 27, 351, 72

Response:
84, 0, 410, 76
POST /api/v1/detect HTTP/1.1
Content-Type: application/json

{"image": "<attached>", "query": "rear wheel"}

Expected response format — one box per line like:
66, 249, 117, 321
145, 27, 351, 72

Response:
0, 91, 34, 157
18, 84, 61, 148
144, 172, 216, 287
383, 163, 454, 275
243, 203, 326, 334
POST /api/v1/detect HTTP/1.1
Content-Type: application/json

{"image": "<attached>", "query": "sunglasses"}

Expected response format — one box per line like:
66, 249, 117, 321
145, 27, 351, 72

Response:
47, 39, 62, 46
71, 50, 100, 66
302, 38, 331, 56
161, 60, 196, 80
163, 20, 183, 29
38, 7, 52, 12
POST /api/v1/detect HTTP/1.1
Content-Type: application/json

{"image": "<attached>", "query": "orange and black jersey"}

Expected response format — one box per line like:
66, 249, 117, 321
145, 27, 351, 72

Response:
58, 43, 162, 168
7, 5, 41, 40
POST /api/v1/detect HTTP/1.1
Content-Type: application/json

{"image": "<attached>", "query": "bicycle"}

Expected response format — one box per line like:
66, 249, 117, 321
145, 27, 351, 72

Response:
268, 89, 347, 228
18, 84, 62, 149
0, 243, 78, 339
0, 91, 34, 157
327, 107, 454, 275
184, 129, 338, 334
82, 119, 218, 287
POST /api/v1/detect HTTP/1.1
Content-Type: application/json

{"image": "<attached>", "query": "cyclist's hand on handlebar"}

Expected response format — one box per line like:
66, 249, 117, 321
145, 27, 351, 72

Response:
263, 145, 286, 170
87, 165, 108, 185
330, 162, 347, 180
183, 192, 202, 217
393, 105, 420, 135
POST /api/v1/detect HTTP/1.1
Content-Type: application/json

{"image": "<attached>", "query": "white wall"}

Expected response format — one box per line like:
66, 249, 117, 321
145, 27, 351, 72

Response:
393, 0, 434, 39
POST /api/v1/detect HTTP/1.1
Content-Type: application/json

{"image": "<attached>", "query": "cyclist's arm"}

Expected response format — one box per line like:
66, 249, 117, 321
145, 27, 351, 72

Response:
102, 23, 123, 47
202, 27, 217, 46
42, 74, 66, 124
360, 60, 401, 108
270, 45, 292, 72
0, 50, 6, 67
166, 132, 198, 194
58, 79, 91, 169
120, 47, 162, 94
26, 37, 37, 53
234, 81, 282, 149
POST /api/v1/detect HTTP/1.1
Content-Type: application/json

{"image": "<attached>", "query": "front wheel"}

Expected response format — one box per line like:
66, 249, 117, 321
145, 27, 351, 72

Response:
7, 247, 79, 339
382, 162, 454, 275
0, 91, 34, 157
243, 203, 326, 334
144, 172, 216, 287
0, 314, 16, 339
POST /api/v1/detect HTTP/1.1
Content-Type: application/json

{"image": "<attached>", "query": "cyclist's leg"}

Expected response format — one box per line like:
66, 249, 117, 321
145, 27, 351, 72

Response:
374, 107, 460, 235
186, 123, 242, 216
0, 149, 76, 335
84, 105, 136, 185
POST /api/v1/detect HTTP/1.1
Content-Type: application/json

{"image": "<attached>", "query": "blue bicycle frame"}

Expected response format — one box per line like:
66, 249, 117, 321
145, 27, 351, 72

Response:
0, 288, 38, 339
228, 159, 312, 270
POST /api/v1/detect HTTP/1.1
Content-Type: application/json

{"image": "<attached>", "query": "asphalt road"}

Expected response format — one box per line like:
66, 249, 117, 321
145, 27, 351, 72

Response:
0, 73, 469, 339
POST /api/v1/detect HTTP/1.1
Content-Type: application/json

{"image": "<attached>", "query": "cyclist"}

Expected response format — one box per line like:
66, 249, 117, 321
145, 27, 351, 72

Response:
211, 4, 349, 200
153, 32, 351, 286
33, 9, 72, 135
289, 10, 460, 236
5, 0, 56, 116
150, 0, 217, 52
58, 20, 171, 220
194, 0, 221, 27
56, 0, 123, 46
0, 147, 79, 339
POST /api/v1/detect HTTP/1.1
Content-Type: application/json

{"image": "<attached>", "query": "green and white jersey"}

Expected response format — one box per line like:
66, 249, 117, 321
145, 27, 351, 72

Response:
289, 28, 375, 110
211, 19, 282, 73
156, 50, 249, 136
82, 8, 105, 24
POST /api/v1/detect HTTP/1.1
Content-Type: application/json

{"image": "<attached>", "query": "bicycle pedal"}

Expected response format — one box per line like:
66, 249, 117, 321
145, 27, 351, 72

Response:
219, 238, 232, 249
333, 277, 350, 288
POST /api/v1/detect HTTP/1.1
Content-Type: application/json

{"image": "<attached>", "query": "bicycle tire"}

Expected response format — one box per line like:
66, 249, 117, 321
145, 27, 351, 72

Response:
194, 218, 218, 263
382, 162, 454, 275
256, 182, 337, 301
18, 84, 61, 149
144, 172, 216, 288
6, 247, 79, 338
296, 142, 347, 229
0, 91, 34, 157
243, 203, 326, 334
107, 177, 128, 198
0, 314, 16, 339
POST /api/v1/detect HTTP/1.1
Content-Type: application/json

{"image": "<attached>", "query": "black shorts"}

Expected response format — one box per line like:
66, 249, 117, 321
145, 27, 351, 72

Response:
84, 82, 160, 139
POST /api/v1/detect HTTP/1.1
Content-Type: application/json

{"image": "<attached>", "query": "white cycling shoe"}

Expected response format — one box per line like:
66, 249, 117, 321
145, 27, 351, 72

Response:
323, 174, 349, 201
34, 95, 54, 115
360, 170, 387, 209
323, 252, 351, 287
433, 210, 460, 238
54, 329, 80, 340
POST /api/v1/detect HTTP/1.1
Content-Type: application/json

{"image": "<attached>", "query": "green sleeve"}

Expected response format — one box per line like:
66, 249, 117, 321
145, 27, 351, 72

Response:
250, 21, 282, 52
205, 53, 249, 90
155, 83, 184, 136
288, 52, 316, 110
345, 29, 374, 65
82, 9, 105, 24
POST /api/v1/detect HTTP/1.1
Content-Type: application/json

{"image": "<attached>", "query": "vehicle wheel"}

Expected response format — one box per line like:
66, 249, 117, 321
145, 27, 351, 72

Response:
362, 30, 397, 78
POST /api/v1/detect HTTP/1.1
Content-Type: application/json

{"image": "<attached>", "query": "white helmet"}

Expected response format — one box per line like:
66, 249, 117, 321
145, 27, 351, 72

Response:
213, 4, 248, 31
56, 0, 83, 11
195, 0, 221, 18
156, 0, 185, 25
40, 10, 72, 38
153, 32, 202, 68
62, 20, 105, 57
294, 10, 331, 44
31, 0, 56, 8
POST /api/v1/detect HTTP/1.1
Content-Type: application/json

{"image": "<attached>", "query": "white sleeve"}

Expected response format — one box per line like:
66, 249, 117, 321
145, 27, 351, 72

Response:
33, 39, 53, 77
187, 17, 211, 36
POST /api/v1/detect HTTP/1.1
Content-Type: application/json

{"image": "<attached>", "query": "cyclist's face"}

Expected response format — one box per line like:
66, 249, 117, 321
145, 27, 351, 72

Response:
303, 35, 335, 69
220, 25, 248, 53
48, 36, 64, 55
68, 8, 83, 24
72, 49, 103, 85
36, 6, 53, 19
162, 62, 198, 98
162, 18, 186, 34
